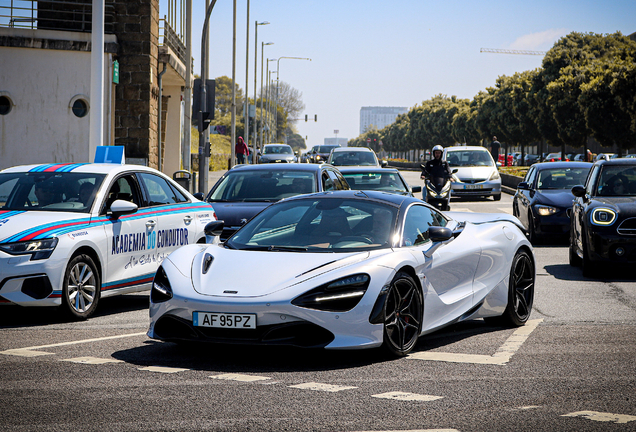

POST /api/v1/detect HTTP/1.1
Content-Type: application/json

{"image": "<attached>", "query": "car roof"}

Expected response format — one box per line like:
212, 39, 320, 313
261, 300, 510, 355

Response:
594, 159, 636, 166
281, 189, 414, 207
228, 162, 330, 173
445, 146, 489, 152
331, 147, 374, 153
337, 166, 399, 174
263, 143, 291, 147
0, 162, 159, 175
532, 161, 592, 169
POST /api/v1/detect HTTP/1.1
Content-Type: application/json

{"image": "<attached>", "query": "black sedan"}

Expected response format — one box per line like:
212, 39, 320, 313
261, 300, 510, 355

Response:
338, 167, 422, 197
204, 164, 349, 241
570, 159, 636, 276
308, 144, 340, 164
513, 162, 592, 243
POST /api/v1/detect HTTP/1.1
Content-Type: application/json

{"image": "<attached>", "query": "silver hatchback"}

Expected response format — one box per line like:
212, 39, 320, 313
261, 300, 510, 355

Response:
443, 146, 502, 201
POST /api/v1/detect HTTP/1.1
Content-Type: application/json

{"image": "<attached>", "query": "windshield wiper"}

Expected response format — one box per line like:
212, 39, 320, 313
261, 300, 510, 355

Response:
238, 245, 308, 252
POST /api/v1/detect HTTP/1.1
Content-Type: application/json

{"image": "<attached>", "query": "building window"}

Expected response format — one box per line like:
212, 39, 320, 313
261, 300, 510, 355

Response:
0, 95, 12, 115
72, 99, 88, 118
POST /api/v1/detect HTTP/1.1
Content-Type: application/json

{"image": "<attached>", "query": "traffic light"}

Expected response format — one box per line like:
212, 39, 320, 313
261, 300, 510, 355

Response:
305, 114, 308, 122
193, 79, 215, 132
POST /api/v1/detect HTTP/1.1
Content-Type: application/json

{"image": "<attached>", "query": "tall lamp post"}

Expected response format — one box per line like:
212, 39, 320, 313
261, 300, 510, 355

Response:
243, 1, 250, 159
259, 41, 273, 150
266, 59, 276, 143
253, 21, 269, 163
274, 56, 311, 142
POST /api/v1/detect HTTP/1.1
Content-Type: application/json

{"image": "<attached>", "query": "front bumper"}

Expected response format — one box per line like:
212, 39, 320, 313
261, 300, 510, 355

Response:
588, 231, 636, 263
0, 252, 66, 306
451, 180, 501, 197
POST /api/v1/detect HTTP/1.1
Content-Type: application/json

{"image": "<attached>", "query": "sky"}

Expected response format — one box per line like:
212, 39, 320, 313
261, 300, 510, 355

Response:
164, 0, 636, 149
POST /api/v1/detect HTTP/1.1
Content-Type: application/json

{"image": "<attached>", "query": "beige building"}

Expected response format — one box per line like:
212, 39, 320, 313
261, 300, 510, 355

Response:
0, 0, 188, 176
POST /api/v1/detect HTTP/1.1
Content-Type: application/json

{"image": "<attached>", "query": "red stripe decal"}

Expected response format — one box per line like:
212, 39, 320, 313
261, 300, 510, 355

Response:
43, 163, 72, 172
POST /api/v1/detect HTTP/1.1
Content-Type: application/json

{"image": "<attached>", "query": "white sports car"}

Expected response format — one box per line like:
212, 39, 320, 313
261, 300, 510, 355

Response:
148, 190, 535, 356
0, 162, 216, 319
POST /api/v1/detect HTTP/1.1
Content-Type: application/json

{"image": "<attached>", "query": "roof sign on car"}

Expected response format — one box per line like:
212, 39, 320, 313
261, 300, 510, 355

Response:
94, 146, 125, 164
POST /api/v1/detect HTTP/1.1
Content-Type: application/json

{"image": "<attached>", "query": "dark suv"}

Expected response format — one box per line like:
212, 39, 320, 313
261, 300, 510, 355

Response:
309, 145, 340, 164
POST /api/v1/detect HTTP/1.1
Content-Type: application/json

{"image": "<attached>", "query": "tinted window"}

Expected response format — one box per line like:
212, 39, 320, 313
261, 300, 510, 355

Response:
402, 204, 447, 247
207, 170, 316, 201
536, 167, 591, 190
139, 173, 180, 206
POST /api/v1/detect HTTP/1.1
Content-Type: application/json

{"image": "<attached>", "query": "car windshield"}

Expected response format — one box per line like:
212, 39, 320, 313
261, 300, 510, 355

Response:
317, 146, 338, 153
446, 151, 493, 167
263, 145, 293, 155
342, 172, 407, 193
330, 151, 378, 166
536, 167, 591, 190
207, 170, 316, 202
226, 197, 398, 252
0, 172, 106, 212
596, 166, 636, 196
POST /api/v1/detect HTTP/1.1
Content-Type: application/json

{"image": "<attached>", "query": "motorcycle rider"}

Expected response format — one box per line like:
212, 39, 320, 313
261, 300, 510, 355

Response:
421, 145, 453, 192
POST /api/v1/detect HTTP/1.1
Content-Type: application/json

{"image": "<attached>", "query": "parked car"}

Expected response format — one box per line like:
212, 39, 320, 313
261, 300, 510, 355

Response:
148, 190, 535, 356
573, 153, 586, 162
259, 144, 297, 163
204, 163, 349, 241
308, 145, 340, 164
594, 153, 615, 162
0, 162, 216, 319
327, 147, 387, 167
570, 159, 636, 276
524, 154, 540, 165
444, 146, 501, 201
338, 167, 421, 197
513, 162, 592, 243
545, 152, 569, 162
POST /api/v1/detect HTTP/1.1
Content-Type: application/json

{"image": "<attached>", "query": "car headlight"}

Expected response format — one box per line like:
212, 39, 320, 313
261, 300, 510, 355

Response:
292, 274, 370, 312
489, 170, 501, 181
151, 266, 173, 303
0, 238, 59, 260
591, 208, 617, 226
536, 205, 559, 216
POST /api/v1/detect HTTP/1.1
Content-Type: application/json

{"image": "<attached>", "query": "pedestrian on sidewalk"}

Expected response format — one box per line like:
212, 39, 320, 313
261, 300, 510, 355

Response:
235, 136, 249, 164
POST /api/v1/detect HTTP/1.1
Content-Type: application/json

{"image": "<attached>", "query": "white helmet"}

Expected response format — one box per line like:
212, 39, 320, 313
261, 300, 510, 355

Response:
432, 145, 444, 153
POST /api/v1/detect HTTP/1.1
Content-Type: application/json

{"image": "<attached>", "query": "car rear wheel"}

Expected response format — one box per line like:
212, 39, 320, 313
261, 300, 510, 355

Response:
491, 250, 534, 327
383, 272, 422, 357
62, 254, 100, 320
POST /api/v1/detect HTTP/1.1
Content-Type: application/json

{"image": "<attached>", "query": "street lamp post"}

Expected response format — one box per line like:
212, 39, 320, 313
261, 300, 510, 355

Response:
259, 41, 273, 150
253, 22, 269, 163
243, 1, 250, 157
266, 59, 276, 143
274, 56, 311, 142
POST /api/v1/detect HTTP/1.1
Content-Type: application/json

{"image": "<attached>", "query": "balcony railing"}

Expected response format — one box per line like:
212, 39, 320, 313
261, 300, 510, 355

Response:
0, 0, 114, 33
159, 17, 186, 65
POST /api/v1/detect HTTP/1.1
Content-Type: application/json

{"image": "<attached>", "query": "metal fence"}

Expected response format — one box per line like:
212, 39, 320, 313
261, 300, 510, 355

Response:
0, 0, 114, 33
159, 17, 186, 65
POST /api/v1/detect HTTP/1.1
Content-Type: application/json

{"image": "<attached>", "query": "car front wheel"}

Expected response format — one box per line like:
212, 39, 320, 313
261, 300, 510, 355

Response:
383, 272, 422, 356
62, 254, 101, 320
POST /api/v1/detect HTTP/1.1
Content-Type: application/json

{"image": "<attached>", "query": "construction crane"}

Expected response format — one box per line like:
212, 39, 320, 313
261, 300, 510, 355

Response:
480, 48, 547, 55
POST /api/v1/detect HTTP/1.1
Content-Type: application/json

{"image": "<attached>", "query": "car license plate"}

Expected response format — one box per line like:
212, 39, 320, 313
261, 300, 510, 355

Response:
464, 184, 483, 190
193, 312, 256, 329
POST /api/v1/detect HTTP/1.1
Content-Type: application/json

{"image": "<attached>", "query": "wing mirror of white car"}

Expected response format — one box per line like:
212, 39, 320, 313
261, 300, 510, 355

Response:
496, 161, 502, 168
204, 220, 224, 243
381, 160, 388, 168
109, 200, 138, 218
452, 168, 458, 174
424, 226, 454, 258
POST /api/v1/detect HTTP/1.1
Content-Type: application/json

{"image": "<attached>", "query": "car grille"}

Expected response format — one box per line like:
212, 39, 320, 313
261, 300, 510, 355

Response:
459, 179, 487, 184
153, 315, 335, 348
617, 218, 636, 235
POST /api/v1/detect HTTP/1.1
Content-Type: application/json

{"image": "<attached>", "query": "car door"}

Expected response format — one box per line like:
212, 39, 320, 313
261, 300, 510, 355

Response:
401, 204, 480, 331
101, 173, 157, 294
137, 172, 196, 259
515, 166, 537, 227
572, 165, 599, 255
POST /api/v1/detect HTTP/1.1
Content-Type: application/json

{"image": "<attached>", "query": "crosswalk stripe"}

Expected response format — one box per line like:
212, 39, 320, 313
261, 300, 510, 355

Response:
288, 382, 357, 392
139, 366, 189, 373
209, 373, 271, 382
60, 357, 123, 365
562, 411, 636, 424
371, 391, 443, 402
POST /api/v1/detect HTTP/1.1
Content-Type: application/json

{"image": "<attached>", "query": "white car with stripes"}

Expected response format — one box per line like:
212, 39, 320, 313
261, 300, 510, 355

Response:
0, 162, 216, 319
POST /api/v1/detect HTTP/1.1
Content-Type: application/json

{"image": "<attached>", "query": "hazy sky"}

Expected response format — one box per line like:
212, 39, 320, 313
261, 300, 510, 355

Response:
167, 0, 636, 149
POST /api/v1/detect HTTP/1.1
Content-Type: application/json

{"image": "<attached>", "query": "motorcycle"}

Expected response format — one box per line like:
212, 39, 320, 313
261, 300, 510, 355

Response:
421, 164, 454, 211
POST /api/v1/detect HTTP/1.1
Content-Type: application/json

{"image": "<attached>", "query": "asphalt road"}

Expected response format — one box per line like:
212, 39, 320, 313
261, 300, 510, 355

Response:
1, 169, 635, 432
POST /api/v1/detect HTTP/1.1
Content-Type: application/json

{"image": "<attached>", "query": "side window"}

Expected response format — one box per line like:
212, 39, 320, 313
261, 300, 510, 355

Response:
322, 172, 334, 191
139, 173, 180, 206
402, 205, 446, 247
586, 166, 600, 196
103, 174, 142, 213
524, 167, 537, 188
327, 170, 347, 190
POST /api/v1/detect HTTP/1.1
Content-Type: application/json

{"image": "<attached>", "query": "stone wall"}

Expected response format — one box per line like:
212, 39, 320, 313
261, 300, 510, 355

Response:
112, 0, 159, 166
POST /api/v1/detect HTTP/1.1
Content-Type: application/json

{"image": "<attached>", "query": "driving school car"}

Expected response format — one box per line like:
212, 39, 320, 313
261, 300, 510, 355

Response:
0, 162, 216, 319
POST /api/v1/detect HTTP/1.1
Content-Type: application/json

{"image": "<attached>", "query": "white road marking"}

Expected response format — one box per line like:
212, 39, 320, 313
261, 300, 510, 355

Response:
209, 373, 271, 382
0, 332, 146, 357
60, 357, 123, 365
288, 382, 358, 392
371, 391, 443, 402
408, 319, 542, 365
497, 207, 513, 214
450, 208, 472, 212
139, 366, 190, 373
562, 411, 636, 424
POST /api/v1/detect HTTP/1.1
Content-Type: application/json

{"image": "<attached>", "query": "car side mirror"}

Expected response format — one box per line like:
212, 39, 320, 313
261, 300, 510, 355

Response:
424, 226, 453, 258
571, 185, 586, 198
381, 160, 388, 167
193, 192, 205, 201
517, 182, 530, 190
108, 200, 138, 218
411, 186, 422, 193
452, 168, 458, 173
204, 220, 224, 243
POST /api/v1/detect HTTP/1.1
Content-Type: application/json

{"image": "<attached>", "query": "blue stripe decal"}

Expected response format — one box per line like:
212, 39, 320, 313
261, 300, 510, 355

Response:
103, 272, 155, 289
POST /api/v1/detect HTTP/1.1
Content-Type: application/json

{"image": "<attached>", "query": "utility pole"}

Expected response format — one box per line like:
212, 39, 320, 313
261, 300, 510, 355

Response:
198, 0, 217, 194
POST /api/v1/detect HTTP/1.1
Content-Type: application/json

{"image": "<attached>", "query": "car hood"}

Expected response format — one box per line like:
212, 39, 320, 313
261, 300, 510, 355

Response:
592, 197, 636, 215
187, 247, 373, 298
0, 210, 94, 243
452, 167, 496, 181
533, 190, 576, 208
209, 201, 272, 227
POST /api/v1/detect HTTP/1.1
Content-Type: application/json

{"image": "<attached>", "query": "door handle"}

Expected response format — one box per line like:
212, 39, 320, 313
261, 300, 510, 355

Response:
146, 219, 157, 228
